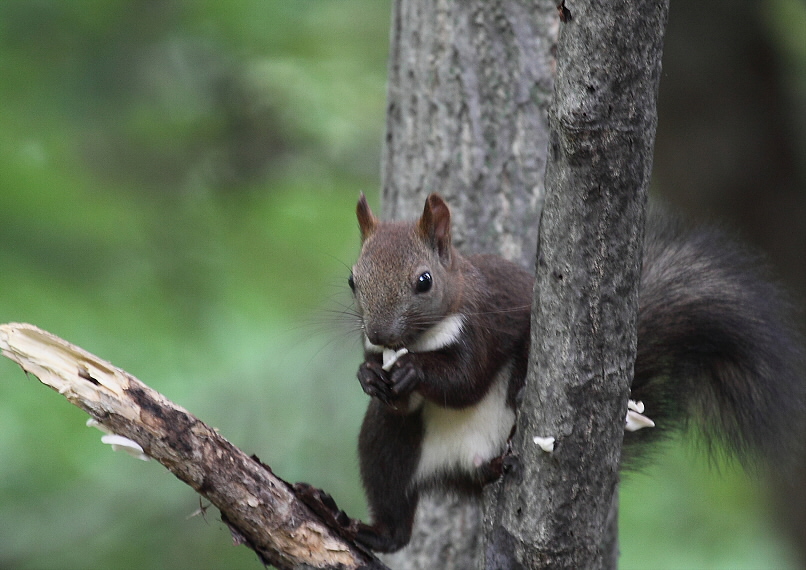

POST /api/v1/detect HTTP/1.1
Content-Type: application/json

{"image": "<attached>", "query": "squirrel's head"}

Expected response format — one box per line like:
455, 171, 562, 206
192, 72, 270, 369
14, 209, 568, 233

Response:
350, 193, 460, 348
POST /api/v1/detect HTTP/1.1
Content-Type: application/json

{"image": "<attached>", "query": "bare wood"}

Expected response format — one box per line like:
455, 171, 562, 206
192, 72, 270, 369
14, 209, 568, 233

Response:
0, 322, 386, 570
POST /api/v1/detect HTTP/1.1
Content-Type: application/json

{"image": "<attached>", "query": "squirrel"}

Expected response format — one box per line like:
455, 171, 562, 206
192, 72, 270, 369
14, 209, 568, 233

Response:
297, 192, 805, 554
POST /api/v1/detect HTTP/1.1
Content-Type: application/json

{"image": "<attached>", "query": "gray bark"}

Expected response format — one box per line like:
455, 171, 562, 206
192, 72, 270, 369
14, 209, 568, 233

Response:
380, 0, 667, 566
380, 1, 557, 568
382, 0, 557, 269
484, 0, 668, 568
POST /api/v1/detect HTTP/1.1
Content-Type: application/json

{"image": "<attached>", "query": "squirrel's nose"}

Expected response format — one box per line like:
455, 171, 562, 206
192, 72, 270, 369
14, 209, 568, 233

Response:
365, 321, 404, 349
366, 330, 394, 348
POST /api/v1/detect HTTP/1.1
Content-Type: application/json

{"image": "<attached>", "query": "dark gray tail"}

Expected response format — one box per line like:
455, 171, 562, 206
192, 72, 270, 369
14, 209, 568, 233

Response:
626, 208, 805, 469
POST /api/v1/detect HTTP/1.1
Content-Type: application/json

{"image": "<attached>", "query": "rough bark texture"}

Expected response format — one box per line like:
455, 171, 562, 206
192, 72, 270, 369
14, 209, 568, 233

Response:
382, 0, 557, 269
0, 323, 387, 570
379, 1, 557, 568
484, 0, 668, 568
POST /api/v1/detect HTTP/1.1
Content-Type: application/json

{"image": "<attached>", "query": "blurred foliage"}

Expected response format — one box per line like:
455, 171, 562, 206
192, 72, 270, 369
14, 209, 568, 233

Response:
0, 2, 387, 568
0, 1, 801, 569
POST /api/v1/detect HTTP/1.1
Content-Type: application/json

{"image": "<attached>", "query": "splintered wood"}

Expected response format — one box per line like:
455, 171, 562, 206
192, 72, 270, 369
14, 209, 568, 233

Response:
0, 322, 384, 570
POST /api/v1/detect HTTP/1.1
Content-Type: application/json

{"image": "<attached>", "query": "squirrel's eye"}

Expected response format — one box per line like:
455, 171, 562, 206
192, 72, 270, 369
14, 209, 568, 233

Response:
348, 273, 356, 292
415, 271, 432, 293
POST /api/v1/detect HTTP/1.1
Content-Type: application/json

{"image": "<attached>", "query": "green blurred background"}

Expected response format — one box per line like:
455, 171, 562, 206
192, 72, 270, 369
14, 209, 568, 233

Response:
0, 1, 803, 569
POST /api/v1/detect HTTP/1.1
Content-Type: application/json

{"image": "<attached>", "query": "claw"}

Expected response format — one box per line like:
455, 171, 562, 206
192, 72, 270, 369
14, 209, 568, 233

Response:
357, 361, 394, 402
294, 482, 383, 553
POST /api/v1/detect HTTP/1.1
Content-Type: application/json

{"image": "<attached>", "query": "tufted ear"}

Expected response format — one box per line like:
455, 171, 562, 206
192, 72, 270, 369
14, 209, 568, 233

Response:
417, 193, 452, 262
356, 193, 379, 242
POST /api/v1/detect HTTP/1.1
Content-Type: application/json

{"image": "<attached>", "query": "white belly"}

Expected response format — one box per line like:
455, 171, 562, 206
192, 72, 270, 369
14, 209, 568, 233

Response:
414, 364, 516, 484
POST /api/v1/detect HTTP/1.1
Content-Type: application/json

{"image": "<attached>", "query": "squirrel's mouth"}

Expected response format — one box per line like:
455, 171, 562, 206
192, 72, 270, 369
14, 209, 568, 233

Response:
363, 334, 406, 353
364, 325, 419, 350
383, 339, 410, 351
364, 314, 462, 353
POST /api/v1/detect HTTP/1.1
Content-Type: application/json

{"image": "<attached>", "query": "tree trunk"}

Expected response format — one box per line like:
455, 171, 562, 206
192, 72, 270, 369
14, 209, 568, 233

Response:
380, 0, 668, 567
379, 1, 557, 568
382, 0, 557, 268
484, 0, 668, 567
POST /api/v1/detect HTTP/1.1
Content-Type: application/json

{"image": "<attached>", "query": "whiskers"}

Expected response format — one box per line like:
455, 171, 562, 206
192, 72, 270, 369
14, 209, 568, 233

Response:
401, 303, 532, 342
291, 288, 364, 364
464, 304, 533, 317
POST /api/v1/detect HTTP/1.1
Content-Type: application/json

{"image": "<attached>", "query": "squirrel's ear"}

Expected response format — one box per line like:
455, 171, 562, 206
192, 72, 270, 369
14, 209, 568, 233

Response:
418, 193, 452, 261
356, 193, 378, 242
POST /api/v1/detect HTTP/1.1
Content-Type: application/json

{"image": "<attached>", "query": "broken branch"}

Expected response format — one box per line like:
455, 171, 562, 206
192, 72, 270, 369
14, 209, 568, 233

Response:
0, 322, 385, 570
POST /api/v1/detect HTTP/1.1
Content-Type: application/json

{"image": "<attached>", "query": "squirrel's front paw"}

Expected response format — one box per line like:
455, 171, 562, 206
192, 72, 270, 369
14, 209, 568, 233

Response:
388, 355, 422, 396
357, 360, 394, 404
358, 358, 422, 413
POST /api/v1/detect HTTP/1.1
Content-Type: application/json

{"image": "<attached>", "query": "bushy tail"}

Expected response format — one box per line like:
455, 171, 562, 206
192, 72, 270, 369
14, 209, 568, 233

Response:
626, 208, 805, 469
